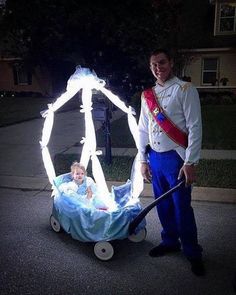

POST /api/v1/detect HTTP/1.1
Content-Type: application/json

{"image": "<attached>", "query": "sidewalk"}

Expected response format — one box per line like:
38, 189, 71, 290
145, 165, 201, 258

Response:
0, 109, 235, 203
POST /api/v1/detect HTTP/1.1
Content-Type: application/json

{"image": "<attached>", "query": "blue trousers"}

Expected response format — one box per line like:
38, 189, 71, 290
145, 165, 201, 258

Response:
148, 149, 202, 259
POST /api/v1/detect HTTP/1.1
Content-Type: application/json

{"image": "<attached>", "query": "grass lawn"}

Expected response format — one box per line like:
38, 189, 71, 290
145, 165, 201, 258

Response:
1, 96, 235, 150
97, 104, 236, 150
54, 154, 236, 189
1, 95, 235, 188
201, 104, 236, 149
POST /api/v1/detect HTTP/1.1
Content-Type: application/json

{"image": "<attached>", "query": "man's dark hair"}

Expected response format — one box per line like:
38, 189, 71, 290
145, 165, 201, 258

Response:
150, 48, 172, 61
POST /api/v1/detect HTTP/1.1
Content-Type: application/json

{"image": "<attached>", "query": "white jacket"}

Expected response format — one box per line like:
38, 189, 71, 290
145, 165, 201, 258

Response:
138, 76, 202, 165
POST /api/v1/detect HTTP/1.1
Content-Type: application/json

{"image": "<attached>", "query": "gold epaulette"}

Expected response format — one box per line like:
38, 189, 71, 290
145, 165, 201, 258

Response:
180, 82, 192, 92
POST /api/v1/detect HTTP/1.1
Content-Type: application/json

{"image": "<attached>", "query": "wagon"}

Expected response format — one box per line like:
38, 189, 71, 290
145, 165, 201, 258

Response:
50, 173, 147, 261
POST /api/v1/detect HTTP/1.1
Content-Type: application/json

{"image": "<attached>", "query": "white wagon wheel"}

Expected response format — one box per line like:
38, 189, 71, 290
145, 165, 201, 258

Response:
50, 215, 61, 233
128, 228, 147, 243
94, 241, 114, 261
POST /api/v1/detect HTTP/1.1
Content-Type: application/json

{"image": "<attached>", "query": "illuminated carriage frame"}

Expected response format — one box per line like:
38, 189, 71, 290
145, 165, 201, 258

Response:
40, 67, 146, 260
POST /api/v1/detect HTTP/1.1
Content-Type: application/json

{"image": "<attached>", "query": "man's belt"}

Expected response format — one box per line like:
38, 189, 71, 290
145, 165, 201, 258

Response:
143, 88, 188, 149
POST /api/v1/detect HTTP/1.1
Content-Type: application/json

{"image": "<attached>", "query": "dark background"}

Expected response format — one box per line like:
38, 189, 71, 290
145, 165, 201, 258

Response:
0, 0, 219, 96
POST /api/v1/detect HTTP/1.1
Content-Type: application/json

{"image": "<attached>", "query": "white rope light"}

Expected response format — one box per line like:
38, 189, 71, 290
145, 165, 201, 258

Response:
40, 66, 143, 200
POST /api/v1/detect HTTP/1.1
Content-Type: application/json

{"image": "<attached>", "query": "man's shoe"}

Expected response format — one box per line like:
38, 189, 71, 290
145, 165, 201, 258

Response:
189, 258, 205, 276
149, 244, 181, 257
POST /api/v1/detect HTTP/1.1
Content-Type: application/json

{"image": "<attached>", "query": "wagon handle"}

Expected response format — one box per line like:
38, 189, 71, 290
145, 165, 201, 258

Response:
129, 180, 185, 235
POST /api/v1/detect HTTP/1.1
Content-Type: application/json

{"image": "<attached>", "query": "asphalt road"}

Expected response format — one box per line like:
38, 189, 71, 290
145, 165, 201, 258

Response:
1, 187, 236, 295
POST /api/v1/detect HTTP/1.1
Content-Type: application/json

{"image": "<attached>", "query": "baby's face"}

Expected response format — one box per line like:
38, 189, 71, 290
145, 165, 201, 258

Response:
72, 168, 85, 184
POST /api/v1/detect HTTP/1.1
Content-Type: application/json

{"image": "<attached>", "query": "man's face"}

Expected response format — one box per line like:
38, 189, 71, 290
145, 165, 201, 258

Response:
150, 53, 173, 84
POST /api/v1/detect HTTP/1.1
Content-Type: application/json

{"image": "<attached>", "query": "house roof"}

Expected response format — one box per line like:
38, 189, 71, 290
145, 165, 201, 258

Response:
179, 0, 236, 50
180, 47, 236, 53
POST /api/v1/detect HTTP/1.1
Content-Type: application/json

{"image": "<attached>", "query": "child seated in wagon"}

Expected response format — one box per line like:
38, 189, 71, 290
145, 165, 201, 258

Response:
51, 160, 146, 245
57, 161, 108, 210
59, 162, 95, 203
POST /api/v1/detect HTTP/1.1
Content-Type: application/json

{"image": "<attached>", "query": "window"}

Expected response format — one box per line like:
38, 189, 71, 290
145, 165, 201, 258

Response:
215, 2, 236, 35
202, 58, 219, 85
13, 63, 32, 85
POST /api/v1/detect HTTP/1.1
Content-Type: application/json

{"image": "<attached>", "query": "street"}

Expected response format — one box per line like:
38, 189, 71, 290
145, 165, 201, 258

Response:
0, 187, 236, 295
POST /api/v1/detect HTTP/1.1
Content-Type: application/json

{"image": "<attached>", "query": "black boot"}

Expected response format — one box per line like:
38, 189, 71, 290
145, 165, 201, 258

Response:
188, 258, 205, 276
149, 244, 181, 257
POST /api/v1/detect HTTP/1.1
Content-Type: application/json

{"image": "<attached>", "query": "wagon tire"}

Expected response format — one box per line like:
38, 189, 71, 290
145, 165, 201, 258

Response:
128, 228, 147, 242
50, 215, 61, 233
94, 241, 114, 261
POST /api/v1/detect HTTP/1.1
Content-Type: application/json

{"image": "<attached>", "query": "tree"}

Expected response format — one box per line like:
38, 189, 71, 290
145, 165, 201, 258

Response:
0, 1, 163, 88
0, 0, 214, 94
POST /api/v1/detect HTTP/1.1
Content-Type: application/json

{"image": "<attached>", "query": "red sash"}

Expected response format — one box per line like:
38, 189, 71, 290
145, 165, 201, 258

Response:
143, 88, 188, 149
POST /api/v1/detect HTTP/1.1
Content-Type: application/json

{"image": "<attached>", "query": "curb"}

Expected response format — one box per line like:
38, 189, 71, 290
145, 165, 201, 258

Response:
140, 182, 236, 204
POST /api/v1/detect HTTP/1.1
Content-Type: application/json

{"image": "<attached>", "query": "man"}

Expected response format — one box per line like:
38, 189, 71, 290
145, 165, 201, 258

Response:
138, 49, 205, 276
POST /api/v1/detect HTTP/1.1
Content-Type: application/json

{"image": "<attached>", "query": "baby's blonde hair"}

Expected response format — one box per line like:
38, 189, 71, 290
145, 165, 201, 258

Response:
70, 161, 86, 174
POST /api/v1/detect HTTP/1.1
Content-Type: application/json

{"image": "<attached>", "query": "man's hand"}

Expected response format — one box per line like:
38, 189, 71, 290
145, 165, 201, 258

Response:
178, 164, 196, 186
141, 162, 152, 183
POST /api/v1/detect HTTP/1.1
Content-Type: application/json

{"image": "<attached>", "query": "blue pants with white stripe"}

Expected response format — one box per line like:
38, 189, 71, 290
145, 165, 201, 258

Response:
148, 149, 202, 259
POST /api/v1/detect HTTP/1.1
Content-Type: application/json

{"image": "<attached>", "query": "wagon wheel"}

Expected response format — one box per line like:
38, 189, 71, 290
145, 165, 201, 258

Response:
94, 241, 114, 261
50, 215, 61, 233
128, 228, 147, 243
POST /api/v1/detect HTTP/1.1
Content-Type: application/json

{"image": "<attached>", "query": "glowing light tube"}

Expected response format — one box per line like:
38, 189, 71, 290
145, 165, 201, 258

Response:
80, 87, 109, 197
50, 89, 79, 112
40, 66, 144, 201
41, 107, 54, 147
130, 155, 144, 199
42, 146, 56, 185
99, 87, 143, 198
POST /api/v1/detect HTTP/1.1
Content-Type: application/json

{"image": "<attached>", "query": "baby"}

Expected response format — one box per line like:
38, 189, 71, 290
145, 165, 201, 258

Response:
59, 162, 96, 204
58, 162, 110, 210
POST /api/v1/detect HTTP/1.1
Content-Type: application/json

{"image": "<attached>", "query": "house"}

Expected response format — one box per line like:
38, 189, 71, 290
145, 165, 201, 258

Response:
0, 57, 53, 96
0, 0, 235, 97
181, 0, 236, 93
0, 0, 54, 96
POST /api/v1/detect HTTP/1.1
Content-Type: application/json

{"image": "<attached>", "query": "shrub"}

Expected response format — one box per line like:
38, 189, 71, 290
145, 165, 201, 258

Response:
199, 91, 236, 105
